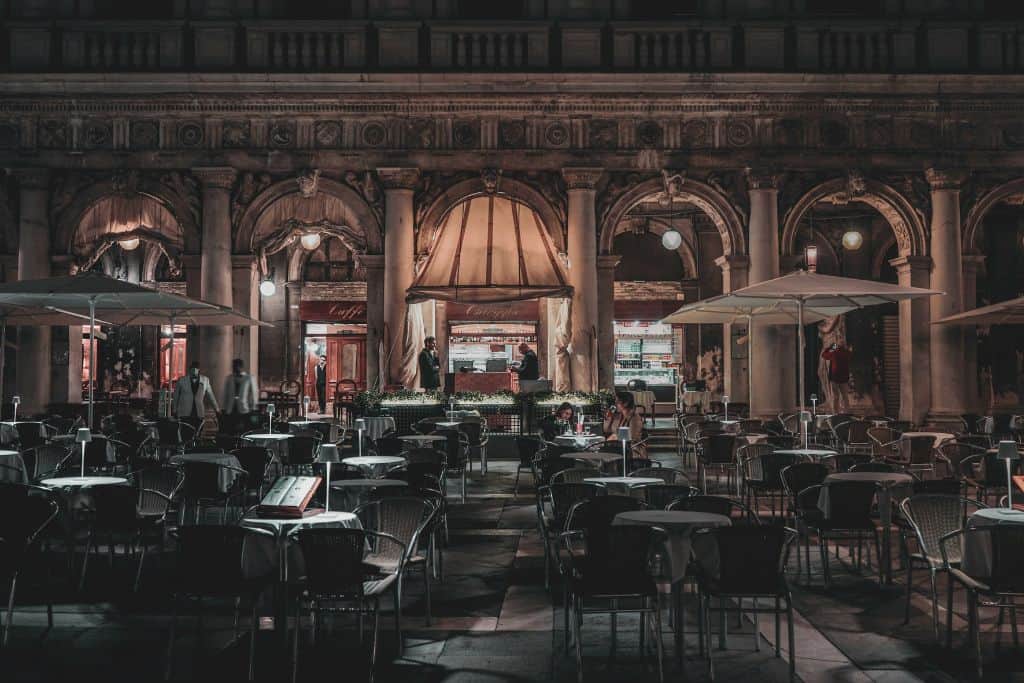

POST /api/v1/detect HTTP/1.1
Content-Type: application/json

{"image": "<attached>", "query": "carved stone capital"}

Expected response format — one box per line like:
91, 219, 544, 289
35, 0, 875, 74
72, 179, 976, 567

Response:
888, 254, 933, 274
357, 253, 386, 272
9, 168, 50, 190
714, 254, 749, 272
744, 168, 779, 191
376, 167, 420, 191
561, 167, 603, 191
962, 253, 986, 275
597, 254, 622, 271
191, 167, 236, 191
925, 168, 968, 191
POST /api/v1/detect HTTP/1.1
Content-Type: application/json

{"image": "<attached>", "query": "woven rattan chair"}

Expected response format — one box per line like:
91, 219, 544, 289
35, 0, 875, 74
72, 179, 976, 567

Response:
22, 444, 72, 481
802, 481, 880, 588
741, 449, 806, 519
0, 484, 58, 647
642, 483, 700, 510
550, 467, 601, 485
780, 462, 830, 581
899, 494, 986, 643
697, 433, 738, 494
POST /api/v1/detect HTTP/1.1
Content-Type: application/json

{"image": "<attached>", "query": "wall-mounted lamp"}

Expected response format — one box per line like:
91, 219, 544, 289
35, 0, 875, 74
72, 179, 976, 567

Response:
804, 245, 819, 273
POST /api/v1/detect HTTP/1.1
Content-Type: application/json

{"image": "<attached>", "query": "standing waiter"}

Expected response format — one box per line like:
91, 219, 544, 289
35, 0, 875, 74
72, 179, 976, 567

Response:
315, 354, 328, 414
418, 337, 441, 390
172, 361, 219, 436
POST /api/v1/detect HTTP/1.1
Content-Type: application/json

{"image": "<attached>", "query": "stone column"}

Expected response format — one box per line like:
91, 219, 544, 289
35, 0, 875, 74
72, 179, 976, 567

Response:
231, 256, 260, 383
596, 254, 621, 391
961, 253, 985, 412
378, 168, 419, 389
434, 300, 449, 380
745, 169, 783, 415
193, 167, 236, 399
14, 169, 52, 415
715, 255, 749, 405
360, 254, 385, 391
891, 255, 933, 425
926, 168, 968, 421
563, 168, 603, 392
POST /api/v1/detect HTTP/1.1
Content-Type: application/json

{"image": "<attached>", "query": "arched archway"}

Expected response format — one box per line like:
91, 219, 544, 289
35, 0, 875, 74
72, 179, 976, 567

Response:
962, 177, 1024, 254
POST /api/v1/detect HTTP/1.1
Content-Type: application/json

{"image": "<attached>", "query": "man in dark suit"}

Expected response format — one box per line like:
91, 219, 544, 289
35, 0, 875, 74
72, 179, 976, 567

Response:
419, 336, 441, 390
514, 343, 539, 381
315, 355, 328, 414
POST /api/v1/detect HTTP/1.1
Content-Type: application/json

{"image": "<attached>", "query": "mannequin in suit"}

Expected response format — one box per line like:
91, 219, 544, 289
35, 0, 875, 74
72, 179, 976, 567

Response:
172, 361, 219, 434
315, 355, 328, 414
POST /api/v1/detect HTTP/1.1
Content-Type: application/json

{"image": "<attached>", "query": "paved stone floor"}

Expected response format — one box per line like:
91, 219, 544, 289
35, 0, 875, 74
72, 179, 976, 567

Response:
2, 450, 1022, 682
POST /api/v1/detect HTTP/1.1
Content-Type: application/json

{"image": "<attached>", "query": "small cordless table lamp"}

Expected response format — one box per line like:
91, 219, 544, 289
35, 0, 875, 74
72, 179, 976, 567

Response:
76, 427, 92, 477
618, 425, 631, 475
266, 403, 276, 433
799, 411, 812, 449
303, 395, 311, 419
722, 394, 730, 421
355, 418, 366, 457
316, 443, 341, 512
997, 440, 1020, 510
12, 395, 20, 422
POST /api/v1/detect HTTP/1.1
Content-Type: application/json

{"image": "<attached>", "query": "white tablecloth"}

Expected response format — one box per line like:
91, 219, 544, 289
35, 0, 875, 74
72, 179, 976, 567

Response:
775, 448, 837, 462
961, 507, 1024, 577
288, 420, 338, 441
680, 390, 711, 412
330, 478, 408, 511
397, 434, 447, 448
0, 449, 27, 482
40, 476, 128, 488
554, 434, 605, 449
170, 452, 242, 492
243, 433, 292, 461
241, 511, 361, 578
343, 455, 406, 478
613, 510, 731, 584
361, 417, 396, 441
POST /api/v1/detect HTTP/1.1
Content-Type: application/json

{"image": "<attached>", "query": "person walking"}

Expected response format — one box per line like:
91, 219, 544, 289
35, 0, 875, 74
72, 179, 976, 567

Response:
315, 354, 328, 414
418, 336, 441, 391
172, 361, 219, 436
221, 358, 259, 434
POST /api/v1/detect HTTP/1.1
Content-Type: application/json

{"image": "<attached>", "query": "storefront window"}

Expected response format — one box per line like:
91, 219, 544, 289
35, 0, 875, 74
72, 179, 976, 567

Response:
449, 322, 536, 373
614, 321, 678, 388
159, 324, 186, 388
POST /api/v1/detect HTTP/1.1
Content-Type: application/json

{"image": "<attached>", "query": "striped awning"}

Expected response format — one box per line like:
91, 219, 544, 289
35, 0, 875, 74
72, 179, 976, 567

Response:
406, 193, 572, 304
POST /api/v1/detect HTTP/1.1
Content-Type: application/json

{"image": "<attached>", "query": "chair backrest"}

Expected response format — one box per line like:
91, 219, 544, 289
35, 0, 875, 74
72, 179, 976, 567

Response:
432, 428, 468, 465
643, 483, 698, 510
231, 446, 272, 488
14, 422, 46, 450
986, 525, 1024, 592
155, 419, 185, 446
780, 462, 830, 502
23, 444, 71, 480
820, 481, 877, 529
833, 420, 871, 445
902, 435, 936, 465
911, 478, 962, 495
736, 443, 776, 476
374, 436, 406, 458
292, 527, 369, 596
867, 426, 899, 450
516, 436, 544, 465
764, 434, 797, 450
745, 451, 806, 488
959, 413, 983, 434
564, 494, 646, 536
89, 483, 140, 530
180, 461, 231, 499
287, 435, 322, 465
414, 417, 442, 435
849, 461, 898, 473
900, 494, 981, 565
976, 451, 1021, 486
548, 482, 605, 527
549, 468, 599, 485
700, 433, 737, 464
459, 420, 486, 446
738, 418, 764, 434
404, 447, 444, 467
828, 414, 854, 430
534, 456, 575, 487
0, 484, 58, 549
700, 525, 792, 595
577, 524, 660, 596
630, 467, 688, 485
669, 494, 758, 524
354, 497, 432, 563
175, 525, 264, 593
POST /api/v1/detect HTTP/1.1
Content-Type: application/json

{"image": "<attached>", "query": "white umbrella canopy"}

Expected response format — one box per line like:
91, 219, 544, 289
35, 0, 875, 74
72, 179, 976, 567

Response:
0, 272, 261, 425
723, 270, 942, 426
933, 296, 1024, 326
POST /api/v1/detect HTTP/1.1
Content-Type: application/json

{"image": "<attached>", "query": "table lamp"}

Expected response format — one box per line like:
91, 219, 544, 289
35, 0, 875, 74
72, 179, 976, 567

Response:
76, 427, 92, 477
997, 440, 1020, 511
448, 397, 455, 421
316, 443, 341, 512
267, 402, 276, 433
355, 418, 366, 457
575, 405, 584, 434
303, 395, 311, 418
618, 425, 631, 475
810, 394, 818, 417
722, 394, 730, 421
11, 395, 19, 422
799, 410, 812, 449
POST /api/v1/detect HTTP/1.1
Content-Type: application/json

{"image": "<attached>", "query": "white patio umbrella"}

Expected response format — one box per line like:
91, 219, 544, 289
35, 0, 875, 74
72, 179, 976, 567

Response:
0, 272, 258, 426
660, 296, 834, 410
933, 296, 1024, 327
719, 270, 942, 426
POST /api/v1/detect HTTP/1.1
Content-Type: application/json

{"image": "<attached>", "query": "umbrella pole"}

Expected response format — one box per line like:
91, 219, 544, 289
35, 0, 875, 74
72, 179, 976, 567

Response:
0, 319, 6, 414
88, 298, 97, 429
797, 299, 806, 445
746, 315, 753, 416
167, 314, 176, 418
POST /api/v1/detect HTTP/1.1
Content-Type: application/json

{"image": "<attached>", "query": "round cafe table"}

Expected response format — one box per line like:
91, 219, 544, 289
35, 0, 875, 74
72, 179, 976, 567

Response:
330, 478, 408, 511
169, 452, 243, 492
40, 476, 128, 488
243, 432, 293, 461
560, 451, 621, 470
554, 434, 605, 450
774, 448, 837, 462
0, 449, 27, 483
612, 510, 732, 584
361, 416, 396, 441
343, 455, 406, 478
961, 507, 1024, 576
817, 471, 914, 584
585, 476, 662, 497
397, 434, 447, 449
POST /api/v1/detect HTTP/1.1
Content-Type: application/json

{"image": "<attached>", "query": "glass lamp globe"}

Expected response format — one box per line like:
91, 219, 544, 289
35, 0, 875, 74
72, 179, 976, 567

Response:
661, 229, 683, 250
118, 237, 141, 251
259, 278, 277, 297
841, 230, 864, 251
299, 232, 322, 251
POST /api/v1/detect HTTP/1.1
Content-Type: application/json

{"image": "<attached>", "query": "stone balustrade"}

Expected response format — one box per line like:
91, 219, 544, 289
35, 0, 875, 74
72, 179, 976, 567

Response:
429, 23, 550, 69
245, 22, 367, 70
611, 23, 732, 71
60, 22, 185, 70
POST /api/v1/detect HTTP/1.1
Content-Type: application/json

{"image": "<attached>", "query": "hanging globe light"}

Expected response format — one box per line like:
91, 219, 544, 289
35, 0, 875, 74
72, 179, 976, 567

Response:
661, 228, 683, 250
118, 236, 141, 251
299, 232, 322, 251
259, 277, 277, 297
841, 230, 864, 251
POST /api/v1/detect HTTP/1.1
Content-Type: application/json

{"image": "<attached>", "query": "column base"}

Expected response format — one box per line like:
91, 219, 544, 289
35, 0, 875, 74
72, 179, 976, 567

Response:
923, 411, 967, 432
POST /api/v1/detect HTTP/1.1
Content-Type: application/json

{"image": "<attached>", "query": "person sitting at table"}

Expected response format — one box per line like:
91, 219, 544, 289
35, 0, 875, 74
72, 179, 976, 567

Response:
603, 391, 646, 457
539, 402, 575, 441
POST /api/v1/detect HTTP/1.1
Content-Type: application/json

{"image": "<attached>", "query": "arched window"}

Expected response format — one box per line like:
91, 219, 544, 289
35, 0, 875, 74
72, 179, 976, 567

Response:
303, 238, 359, 282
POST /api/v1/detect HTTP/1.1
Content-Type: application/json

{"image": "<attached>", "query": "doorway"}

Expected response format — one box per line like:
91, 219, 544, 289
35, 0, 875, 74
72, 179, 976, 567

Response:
303, 323, 367, 414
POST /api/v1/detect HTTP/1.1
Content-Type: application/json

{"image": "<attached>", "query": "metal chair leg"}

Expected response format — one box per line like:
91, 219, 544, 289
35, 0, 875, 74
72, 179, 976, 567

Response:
247, 601, 257, 681
929, 570, 940, 643
370, 598, 381, 683
164, 601, 178, 681
3, 573, 18, 648
652, 598, 665, 683
904, 557, 914, 624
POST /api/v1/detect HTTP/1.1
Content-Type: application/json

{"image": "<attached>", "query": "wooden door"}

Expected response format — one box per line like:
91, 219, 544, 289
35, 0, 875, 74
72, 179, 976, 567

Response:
326, 336, 366, 395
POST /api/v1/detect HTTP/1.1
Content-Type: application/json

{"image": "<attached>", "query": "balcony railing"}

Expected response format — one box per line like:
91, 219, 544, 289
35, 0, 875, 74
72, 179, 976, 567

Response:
429, 22, 550, 69
246, 22, 367, 70
796, 24, 916, 72
60, 22, 185, 70
612, 23, 731, 70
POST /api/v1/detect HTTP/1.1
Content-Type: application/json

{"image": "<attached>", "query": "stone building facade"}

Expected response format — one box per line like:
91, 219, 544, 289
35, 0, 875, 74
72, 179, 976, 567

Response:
2, 0, 1024, 423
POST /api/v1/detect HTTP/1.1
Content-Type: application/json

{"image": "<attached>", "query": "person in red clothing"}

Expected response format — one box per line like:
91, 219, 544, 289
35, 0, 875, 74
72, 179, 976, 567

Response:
821, 342, 852, 412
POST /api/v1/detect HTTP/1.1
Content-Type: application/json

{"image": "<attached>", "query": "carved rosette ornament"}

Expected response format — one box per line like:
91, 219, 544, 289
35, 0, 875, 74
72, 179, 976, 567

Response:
561, 168, 603, 191
376, 167, 421, 191
925, 168, 968, 192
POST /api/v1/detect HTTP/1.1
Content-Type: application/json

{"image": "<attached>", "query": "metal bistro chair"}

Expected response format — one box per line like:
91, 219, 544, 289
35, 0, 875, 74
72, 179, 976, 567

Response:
630, 467, 688, 485
550, 468, 601, 485
960, 450, 1022, 506
642, 483, 700, 510
780, 462, 830, 581
22, 444, 72, 481
899, 494, 986, 643
179, 460, 249, 525
459, 417, 490, 475
0, 484, 59, 647
886, 435, 939, 477
832, 420, 873, 455
514, 436, 544, 497
289, 527, 404, 683
935, 441, 986, 481
741, 448, 805, 520
801, 480, 881, 588
697, 433, 738, 494
434, 428, 470, 503
538, 482, 606, 589
941, 525, 1024, 678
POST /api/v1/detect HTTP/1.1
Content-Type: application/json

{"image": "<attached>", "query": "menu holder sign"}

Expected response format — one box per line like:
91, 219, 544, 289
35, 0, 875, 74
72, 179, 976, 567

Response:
255, 475, 323, 518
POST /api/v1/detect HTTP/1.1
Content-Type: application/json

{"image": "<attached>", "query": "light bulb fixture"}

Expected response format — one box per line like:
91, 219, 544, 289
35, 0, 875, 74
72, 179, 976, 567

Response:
118, 237, 141, 251
804, 245, 819, 273
661, 228, 683, 250
259, 276, 277, 297
299, 232, 322, 251
841, 230, 864, 251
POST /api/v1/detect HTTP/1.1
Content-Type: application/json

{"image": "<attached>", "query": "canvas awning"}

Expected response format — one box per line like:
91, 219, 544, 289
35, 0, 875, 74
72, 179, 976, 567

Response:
406, 193, 572, 304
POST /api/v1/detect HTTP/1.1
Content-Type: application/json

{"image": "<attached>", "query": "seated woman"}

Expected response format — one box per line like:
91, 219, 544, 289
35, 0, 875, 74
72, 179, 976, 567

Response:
538, 402, 575, 441
602, 391, 646, 458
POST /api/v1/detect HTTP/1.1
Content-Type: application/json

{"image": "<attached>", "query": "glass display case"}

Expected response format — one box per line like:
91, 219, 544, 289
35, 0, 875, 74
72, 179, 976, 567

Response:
448, 322, 537, 373
613, 321, 678, 387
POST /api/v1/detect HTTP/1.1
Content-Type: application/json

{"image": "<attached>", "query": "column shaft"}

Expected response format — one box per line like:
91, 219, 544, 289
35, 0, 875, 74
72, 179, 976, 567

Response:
961, 256, 984, 412
361, 254, 386, 391
194, 167, 236, 399
891, 256, 932, 424
15, 170, 52, 415
596, 255, 620, 391
379, 168, 419, 389
715, 255, 749, 405
563, 168, 602, 392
